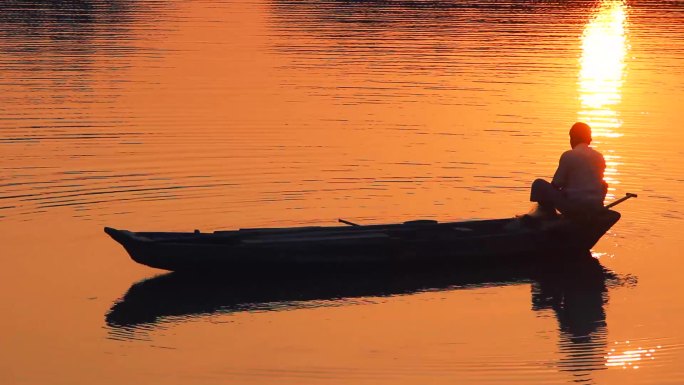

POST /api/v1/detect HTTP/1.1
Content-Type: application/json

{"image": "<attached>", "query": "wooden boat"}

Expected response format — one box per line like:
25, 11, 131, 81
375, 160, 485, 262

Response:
104, 209, 622, 272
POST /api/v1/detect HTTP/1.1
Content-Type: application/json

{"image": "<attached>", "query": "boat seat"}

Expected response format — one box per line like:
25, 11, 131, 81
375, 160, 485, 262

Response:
403, 219, 438, 225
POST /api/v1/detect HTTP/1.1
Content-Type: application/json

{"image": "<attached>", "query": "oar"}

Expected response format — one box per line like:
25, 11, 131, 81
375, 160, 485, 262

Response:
338, 218, 360, 226
605, 192, 638, 209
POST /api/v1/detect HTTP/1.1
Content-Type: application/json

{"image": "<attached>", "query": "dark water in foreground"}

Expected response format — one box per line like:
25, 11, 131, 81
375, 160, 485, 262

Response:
3, 0, 684, 384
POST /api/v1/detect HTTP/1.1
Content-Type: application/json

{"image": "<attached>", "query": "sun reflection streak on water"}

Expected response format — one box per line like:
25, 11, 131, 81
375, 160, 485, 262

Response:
578, 0, 628, 136
605, 341, 661, 370
578, 0, 629, 199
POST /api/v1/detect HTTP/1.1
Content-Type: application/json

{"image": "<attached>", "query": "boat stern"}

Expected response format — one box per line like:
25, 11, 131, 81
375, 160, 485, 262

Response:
572, 209, 621, 250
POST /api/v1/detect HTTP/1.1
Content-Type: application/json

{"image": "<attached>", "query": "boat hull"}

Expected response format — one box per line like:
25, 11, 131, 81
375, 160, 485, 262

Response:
104, 211, 620, 272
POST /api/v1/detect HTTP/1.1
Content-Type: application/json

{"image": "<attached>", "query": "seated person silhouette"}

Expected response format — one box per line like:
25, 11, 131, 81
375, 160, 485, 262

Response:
529, 122, 608, 218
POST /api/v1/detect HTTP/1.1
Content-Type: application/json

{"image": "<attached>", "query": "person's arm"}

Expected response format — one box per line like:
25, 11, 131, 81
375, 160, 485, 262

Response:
600, 154, 608, 197
552, 152, 569, 189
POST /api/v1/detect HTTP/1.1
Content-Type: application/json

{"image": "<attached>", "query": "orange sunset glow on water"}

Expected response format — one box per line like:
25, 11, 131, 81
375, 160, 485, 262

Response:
578, 0, 629, 199
3, 1, 684, 384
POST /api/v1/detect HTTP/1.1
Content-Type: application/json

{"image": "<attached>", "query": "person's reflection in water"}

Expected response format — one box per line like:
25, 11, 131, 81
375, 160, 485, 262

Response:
532, 255, 611, 383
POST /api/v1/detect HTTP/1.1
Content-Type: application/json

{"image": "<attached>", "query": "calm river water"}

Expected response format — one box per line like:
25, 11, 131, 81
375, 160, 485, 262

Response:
2, 0, 684, 384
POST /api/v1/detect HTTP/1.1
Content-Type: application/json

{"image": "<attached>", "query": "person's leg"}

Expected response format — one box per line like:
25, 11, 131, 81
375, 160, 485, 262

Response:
530, 179, 562, 216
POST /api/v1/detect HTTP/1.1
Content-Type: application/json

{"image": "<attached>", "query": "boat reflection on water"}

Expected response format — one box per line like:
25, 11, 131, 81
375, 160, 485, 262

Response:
106, 252, 636, 381
106, 252, 633, 334
106, 263, 535, 332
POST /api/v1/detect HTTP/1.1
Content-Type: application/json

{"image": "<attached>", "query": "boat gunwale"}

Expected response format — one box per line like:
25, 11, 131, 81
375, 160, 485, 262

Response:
106, 217, 523, 243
